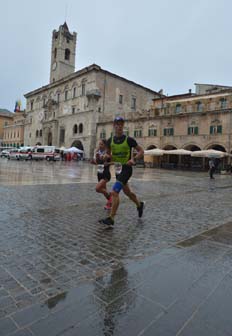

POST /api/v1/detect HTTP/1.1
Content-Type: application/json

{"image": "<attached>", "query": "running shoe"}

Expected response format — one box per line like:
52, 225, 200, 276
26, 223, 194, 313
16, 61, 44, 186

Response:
98, 216, 114, 226
137, 201, 145, 218
104, 195, 113, 210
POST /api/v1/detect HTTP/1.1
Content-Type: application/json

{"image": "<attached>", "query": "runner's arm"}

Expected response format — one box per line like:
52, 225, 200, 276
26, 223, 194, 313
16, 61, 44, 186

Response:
127, 144, 144, 166
103, 146, 112, 163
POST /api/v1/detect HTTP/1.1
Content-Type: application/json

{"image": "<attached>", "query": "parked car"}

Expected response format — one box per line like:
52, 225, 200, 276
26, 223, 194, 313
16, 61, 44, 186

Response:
29, 146, 60, 161
0, 149, 10, 158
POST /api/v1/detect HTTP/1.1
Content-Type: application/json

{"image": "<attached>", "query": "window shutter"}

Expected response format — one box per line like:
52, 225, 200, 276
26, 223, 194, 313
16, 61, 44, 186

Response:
188, 127, 190, 135
210, 126, 213, 134
195, 127, 198, 135
217, 125, 222, 134
164, 129, 166, 136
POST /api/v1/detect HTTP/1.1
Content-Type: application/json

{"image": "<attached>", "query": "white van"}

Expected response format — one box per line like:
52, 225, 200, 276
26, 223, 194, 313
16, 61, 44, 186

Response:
29, 146, 60, 161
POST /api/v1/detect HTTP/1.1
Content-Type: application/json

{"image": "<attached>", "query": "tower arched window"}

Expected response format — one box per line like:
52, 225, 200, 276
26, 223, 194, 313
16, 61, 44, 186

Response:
54, 48, 57, 59
73, 124, 78, 134
40, 130, 42, 137
79, 123, 83, 134
36, 130, 39, 137
65, 48, 70, 60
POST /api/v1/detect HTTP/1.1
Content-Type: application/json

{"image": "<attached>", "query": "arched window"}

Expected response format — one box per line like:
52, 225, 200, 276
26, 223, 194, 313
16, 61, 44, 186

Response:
148, 128, 157, 137
36, 130, 39, 137
81, 82, 86, 96
79, 123, 83, 133
54, 48, 57, 59
134, 129, 142, 138
40, 129, 42, 137
73, 124, 78, 134
188, 124, 199, 135
73, 87, 76, 98
210, 124, 222, 134
65, 48, 70, 60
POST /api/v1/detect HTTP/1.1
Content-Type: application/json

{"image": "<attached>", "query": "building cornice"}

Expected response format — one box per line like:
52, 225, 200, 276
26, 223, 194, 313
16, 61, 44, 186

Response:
154, 90, 232, 104
24, 64, 162, 98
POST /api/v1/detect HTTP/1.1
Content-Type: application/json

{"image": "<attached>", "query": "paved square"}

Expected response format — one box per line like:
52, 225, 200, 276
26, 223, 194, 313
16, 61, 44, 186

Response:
1, 159, 232, 335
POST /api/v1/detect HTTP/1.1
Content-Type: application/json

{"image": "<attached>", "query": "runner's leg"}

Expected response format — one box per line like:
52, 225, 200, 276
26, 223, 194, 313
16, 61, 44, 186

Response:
110, 190, 120, 218
123, 183, 140, 207
96, 179, 110, 199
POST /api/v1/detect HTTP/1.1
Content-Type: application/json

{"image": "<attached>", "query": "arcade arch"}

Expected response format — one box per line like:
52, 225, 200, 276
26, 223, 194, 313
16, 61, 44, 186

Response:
146, 145, 157, 150
71, 140, 84, 151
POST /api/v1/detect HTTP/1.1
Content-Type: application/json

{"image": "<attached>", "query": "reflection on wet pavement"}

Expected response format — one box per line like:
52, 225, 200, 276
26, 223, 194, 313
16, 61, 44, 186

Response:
0, 158, 220, 185
1, 159, 232, 335
0, 159, 98, 185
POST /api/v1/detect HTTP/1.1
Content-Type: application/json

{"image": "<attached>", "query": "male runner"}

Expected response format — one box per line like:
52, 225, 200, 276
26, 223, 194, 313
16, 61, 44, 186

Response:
99, 116, 144, 227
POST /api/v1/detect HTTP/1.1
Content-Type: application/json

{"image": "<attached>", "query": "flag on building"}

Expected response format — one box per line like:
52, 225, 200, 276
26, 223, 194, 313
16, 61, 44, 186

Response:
14, 100, 21, 112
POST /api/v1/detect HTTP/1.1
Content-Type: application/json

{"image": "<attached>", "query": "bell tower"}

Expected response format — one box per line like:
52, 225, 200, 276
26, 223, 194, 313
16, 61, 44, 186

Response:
50, 22, 77, 83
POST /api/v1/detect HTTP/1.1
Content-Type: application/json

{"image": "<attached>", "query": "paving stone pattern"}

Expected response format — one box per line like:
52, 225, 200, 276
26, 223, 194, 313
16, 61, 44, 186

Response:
0, 161, 232, 335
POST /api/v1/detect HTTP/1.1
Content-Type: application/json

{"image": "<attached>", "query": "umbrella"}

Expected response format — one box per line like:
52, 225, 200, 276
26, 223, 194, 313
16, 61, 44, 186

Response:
65, 147, 84, 153
144, 148, 165, 156
164, 149, 192, 155
191, 149, 228, 158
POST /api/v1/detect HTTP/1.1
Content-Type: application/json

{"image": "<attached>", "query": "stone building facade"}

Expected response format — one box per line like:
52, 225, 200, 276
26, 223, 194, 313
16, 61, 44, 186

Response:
98, 83, 232, 153
24, 23, 160, 158
97, 83, 232, 169
0, 109, 14, 147
2, 110, 26, 148
147, 83, 232, 154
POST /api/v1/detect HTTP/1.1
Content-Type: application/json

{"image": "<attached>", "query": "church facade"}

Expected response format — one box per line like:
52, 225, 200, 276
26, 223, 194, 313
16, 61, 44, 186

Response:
24, 23, 160, 158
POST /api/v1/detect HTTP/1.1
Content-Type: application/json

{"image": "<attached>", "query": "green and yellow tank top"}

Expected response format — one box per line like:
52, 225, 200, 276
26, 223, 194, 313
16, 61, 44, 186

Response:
111, 136, 131, 164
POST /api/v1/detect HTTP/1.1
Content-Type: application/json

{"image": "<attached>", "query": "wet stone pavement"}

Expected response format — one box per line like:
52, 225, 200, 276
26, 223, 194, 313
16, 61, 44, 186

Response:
1, 159, 232, 335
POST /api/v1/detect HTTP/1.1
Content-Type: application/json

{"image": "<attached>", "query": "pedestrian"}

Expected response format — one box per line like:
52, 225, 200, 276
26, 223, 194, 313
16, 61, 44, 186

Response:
209, 158, 215, 179
93, 139, 112, 210
60, 150, 64, 161
98, 116, 145, 227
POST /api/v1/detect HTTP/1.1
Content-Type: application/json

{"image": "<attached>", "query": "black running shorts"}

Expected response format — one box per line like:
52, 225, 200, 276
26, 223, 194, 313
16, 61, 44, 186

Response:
97, 168, 111, 182
116, 164, 132, 185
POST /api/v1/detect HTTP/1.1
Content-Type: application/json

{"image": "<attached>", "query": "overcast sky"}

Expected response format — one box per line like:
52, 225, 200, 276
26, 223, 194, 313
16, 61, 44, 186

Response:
1, 0, 232, 111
